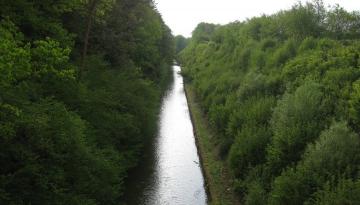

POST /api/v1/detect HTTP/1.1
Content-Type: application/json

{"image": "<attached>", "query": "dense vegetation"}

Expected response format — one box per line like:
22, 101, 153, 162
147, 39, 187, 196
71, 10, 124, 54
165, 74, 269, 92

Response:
0, 0, 174, 204
174, 35, 189, 54
180, 1, 360, 204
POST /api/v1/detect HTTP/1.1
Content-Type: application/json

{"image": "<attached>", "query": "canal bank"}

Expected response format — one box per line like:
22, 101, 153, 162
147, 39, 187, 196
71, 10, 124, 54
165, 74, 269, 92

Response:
183, 83, 241, 205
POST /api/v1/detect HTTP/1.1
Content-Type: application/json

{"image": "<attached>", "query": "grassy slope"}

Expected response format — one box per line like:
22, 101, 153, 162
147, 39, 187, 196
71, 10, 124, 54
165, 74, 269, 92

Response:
184, 82, 240, 205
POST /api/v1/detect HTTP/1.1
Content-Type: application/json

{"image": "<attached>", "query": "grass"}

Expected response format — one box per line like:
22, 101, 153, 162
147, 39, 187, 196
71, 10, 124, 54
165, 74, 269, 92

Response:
184, 83, 241, 205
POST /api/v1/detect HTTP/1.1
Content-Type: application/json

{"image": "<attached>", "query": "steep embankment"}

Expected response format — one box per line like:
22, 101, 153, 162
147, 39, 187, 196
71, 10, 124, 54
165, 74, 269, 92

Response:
180, 2, 360, 204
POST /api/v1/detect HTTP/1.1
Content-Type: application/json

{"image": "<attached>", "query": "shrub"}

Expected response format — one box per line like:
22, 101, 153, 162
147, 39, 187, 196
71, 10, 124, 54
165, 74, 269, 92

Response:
229, 125, 271, 177
245, 180, 268, 205
267, 81, 330, 175
309, 178, 360, 205
270, 39, 297, 66
269, 121, 360, 204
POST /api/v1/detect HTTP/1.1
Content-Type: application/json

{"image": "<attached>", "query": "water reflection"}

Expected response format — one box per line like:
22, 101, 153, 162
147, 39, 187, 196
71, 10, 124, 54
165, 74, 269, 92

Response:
124, 66, 207, 205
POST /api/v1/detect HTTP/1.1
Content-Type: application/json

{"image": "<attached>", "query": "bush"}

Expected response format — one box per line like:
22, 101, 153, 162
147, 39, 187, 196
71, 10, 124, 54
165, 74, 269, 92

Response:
309, 178, 360, 205
229, 125, 271, 177
270, 39, 297, 66
298, 37, 318, 52
349, 80, 360, 128
267, 81, 330, 174
245, 180, 268, 205
269, 121, 360, 204
228, 95, 276, 177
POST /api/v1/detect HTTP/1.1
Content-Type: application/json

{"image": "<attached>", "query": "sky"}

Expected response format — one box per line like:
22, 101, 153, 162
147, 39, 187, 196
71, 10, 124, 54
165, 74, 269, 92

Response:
154, 0, 360, 37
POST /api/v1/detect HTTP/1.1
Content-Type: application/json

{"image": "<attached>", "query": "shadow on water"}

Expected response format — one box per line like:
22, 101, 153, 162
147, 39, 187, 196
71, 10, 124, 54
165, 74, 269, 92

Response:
123, 76, 174, 205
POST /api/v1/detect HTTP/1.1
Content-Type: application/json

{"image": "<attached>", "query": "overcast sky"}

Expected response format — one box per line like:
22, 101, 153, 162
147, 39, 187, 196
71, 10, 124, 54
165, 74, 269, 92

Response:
154, 0, 360, 37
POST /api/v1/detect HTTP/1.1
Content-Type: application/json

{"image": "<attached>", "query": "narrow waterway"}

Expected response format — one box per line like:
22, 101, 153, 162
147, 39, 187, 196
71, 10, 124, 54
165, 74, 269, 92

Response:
124, 65, 208, 205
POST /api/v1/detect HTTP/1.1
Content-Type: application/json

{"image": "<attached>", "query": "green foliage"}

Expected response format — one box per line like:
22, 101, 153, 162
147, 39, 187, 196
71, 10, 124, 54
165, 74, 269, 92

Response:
270, 39, 297, 66
244, 180, 268, 205
326, 5, 360, 39
192, 22, 219, 43
267, 82, 330, 174
349, 80, 360, 128
298, 37, 317, 52
180, 1, 360, 204
229, 125, 271, 178
310, 178, 360, 205
0, 100, 122, 205
228, 95, 276, 177
0, 20, 31, 87
174, 35, 188, 54
281, 1, 325, 39
0, 0, 174, 204
0, 0, 78, 45
269, 122, 360, 205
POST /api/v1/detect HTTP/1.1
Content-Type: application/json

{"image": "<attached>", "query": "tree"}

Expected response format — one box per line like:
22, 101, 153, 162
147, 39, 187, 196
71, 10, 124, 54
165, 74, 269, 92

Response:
267, 82, 330, 175
174, 35, 188, 54
0, 0, 174, 204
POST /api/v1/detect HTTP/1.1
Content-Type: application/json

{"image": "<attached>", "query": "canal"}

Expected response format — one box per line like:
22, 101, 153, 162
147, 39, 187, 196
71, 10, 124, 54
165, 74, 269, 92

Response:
124, 65, 208, 205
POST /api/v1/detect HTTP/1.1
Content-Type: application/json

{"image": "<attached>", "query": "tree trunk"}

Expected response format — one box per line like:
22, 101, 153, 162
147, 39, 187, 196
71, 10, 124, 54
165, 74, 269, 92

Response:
79, 0, 98, 80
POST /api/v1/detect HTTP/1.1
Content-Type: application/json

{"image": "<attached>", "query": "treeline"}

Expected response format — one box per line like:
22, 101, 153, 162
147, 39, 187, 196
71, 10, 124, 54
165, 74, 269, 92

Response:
0, 0, 173, 204
180, 1, 360, 204
174, 35, 189, 54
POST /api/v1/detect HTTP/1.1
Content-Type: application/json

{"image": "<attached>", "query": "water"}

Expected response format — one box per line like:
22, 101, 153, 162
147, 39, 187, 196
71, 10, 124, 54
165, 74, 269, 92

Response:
124, 65, 208, 205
